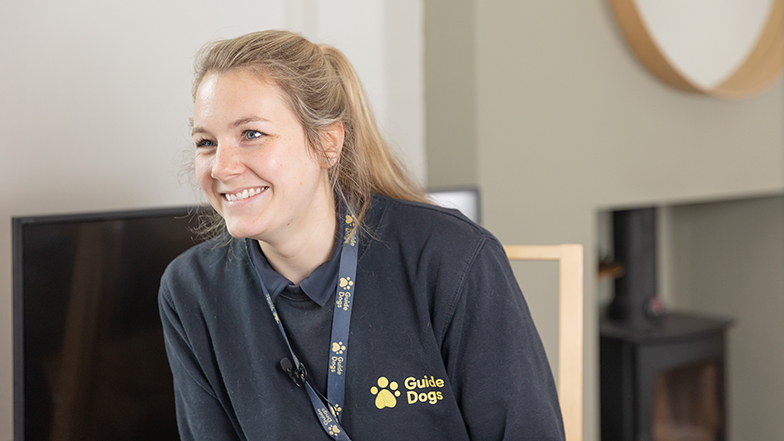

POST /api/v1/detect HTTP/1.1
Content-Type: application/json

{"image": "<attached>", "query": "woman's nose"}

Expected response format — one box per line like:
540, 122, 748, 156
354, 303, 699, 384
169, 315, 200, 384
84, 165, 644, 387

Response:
211, 142, 244, 180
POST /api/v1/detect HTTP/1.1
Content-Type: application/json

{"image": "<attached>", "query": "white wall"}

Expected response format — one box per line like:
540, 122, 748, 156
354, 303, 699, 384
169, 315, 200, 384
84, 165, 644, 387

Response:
0, 1, 424, 437
289, 0, 426, 180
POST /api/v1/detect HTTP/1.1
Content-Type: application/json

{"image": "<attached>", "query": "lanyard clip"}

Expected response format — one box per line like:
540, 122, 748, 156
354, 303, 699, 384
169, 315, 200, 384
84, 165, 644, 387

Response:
280, 357, 307, 387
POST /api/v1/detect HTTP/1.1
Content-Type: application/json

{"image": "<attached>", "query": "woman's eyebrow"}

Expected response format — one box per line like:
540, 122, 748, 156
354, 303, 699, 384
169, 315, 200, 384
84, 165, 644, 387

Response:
191, 116, 271, 136
231, 116, 270, 128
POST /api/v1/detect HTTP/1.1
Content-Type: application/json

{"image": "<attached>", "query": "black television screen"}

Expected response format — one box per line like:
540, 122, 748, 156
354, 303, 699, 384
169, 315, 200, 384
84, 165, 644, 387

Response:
12, 206, 206, 440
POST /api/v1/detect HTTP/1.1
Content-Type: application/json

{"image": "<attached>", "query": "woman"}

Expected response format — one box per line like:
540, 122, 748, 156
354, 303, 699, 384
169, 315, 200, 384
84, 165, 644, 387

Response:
159, 30, 564, 441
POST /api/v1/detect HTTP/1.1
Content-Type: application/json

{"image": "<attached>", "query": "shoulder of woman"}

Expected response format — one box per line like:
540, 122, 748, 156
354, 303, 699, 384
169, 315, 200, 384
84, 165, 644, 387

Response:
365, 195, 508, 269
373, 195, 493, 243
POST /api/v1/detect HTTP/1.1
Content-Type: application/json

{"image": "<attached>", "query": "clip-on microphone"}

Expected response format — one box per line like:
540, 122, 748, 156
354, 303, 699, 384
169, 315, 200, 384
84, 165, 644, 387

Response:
280, 357, 307, 387
280, 357, 342, 420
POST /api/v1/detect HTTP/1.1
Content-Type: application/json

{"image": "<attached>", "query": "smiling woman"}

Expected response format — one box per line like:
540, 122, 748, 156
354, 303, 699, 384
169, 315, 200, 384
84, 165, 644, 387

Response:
192, 71, 340, 281
158, 30, 565, 441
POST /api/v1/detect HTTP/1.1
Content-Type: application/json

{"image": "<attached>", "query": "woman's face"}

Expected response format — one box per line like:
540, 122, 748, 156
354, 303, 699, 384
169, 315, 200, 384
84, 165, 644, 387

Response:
192, 70, 335, 244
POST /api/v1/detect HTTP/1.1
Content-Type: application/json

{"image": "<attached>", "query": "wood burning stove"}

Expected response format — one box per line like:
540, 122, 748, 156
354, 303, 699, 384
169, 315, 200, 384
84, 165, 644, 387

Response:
601, 208, 733, 441
601, 313, 732, 441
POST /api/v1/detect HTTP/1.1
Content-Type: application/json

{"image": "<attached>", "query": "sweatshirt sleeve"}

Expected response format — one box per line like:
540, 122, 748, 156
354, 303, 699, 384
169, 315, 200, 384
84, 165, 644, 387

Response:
440, 237, 566, 441
158, 281, 242, 441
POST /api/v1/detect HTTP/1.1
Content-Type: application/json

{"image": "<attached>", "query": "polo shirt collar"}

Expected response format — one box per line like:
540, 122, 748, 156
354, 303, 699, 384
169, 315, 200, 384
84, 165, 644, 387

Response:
248, 228, 343, 307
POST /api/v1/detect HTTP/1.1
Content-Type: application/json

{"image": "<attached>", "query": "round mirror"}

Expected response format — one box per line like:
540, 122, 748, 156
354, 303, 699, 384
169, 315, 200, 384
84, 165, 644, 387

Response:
610, 0, 784, 98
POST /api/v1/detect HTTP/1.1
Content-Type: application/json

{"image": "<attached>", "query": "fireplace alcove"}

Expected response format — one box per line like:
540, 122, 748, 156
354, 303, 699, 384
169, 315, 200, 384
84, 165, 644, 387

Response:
597, 195, 784, 440
599, 207, 733, 441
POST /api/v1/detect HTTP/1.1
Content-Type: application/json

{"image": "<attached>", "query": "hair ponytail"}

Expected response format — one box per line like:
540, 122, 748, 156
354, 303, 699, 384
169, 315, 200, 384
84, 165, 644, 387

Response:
193, 30, 428, 239
319, 45, 429, 236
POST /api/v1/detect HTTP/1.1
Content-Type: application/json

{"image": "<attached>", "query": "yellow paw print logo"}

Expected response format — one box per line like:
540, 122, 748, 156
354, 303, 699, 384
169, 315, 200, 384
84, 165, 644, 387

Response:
345, 215, 355, 226
339, 277, 354, 290
328, 424, 341, 436
332, 341, 346, 355
370, 377, 400, 409
331, 404, 342, 417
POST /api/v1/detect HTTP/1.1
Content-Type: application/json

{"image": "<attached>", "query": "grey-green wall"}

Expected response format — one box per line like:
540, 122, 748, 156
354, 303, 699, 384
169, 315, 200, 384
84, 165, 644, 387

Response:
665, 196, 784, 441
425, 0, 477, 188
425, 2, 784, 440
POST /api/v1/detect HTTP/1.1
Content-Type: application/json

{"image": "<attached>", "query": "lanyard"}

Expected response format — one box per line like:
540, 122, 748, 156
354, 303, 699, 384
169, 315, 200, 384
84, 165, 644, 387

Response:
250, 221, 358, 441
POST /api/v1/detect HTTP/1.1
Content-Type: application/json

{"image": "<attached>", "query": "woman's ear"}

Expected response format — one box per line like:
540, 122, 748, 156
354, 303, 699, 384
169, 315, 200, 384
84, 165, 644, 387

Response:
320, 121, 344, 168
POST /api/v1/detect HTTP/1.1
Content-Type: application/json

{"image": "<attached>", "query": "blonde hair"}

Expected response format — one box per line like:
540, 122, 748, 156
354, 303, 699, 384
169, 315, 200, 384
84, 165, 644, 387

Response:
192, 30, 428, 240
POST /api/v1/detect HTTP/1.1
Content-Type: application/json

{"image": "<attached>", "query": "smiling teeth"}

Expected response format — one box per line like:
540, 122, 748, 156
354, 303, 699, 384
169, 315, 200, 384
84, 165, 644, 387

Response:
225, 187, 263, 202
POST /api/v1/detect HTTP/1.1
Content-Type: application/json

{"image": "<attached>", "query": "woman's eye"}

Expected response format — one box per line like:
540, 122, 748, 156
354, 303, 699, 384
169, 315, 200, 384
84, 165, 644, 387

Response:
195, 138, 216, 148
243, 130, 263, 140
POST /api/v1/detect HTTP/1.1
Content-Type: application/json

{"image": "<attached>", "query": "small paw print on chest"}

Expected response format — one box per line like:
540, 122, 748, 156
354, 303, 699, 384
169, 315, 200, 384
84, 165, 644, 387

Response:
370, 377, 400, 409
339, 277, 353, 289
332, 341, 346, 355
331, 404, 342, 417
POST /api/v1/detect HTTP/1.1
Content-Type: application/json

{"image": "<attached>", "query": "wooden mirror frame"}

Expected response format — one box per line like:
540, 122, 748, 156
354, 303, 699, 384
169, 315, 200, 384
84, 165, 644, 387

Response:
609, 0, 784, 99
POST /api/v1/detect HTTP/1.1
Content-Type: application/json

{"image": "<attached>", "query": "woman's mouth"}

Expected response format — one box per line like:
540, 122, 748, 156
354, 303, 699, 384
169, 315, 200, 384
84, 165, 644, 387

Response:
223, 187, 266, 202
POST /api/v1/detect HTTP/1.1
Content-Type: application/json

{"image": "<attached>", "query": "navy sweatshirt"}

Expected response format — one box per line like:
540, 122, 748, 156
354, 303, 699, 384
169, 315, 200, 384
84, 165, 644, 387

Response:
159, 195, 565, 440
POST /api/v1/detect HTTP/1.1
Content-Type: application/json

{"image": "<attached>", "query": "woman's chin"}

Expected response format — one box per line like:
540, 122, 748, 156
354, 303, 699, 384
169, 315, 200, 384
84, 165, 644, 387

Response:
224, 223, 263, 240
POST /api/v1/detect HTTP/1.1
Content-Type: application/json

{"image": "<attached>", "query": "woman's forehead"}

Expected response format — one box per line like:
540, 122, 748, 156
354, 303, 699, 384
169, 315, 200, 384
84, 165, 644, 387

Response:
193, 71, 291, 125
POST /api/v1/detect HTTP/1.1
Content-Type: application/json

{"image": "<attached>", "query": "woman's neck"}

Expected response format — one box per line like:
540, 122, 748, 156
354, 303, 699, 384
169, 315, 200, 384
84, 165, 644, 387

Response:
258, 202, 338, 286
